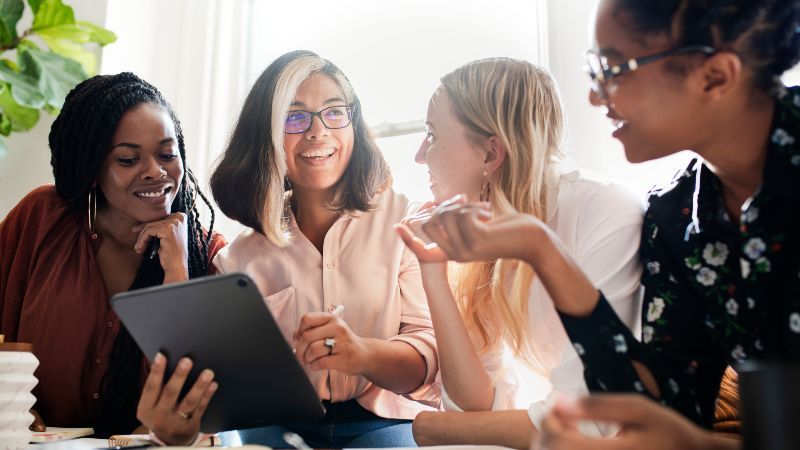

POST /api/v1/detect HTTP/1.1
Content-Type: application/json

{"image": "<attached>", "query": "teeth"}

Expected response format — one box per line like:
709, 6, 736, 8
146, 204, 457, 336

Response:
300, 148, 335, 158
136, 188, 167, 198
612, 119, 628, 130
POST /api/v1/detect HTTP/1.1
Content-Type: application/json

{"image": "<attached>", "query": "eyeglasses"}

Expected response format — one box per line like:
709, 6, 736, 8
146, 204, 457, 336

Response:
585, 45, 716, 98
284, 105, 354, 134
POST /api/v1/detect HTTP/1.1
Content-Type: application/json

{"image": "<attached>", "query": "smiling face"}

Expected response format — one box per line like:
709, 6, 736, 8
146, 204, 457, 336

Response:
589, 0, 708, 163
96, 102, 184, 224
283, 72, 354, 198
415, 86, 487, 203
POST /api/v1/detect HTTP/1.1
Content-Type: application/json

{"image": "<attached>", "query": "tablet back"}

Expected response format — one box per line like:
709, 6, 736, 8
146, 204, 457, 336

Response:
111, 273, 325, 432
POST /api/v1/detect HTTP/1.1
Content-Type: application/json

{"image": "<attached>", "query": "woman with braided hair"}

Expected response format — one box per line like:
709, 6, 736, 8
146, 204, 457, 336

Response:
399, 1, 800, 449
0, 72, 226, 445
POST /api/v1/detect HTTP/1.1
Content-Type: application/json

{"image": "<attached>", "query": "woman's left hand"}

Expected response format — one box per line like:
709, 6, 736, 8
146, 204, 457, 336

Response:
293, 312, 370, 374
137, 353, 218, 446
132, 212, 189, 283
420, 195, 541, 263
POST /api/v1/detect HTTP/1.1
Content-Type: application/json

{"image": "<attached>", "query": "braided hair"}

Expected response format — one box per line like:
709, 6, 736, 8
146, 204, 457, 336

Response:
612, 0, 800, 95
49, 72, 215, 436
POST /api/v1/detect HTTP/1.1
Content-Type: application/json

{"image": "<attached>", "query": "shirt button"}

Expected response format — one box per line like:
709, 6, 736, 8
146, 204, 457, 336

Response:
326, 262, 334, 269
328, 305, 336, 312
92, 393, 99, 399
96, 358, 102, 365
107, 321, 113, 328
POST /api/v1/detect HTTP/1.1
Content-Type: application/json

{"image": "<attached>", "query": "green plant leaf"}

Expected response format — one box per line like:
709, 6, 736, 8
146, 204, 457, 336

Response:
0, 112, 12, 136
27, 0, 43, 14
0, 83, 39, 130
0, 0, 24, 44
37, 25, 96, 74
76, 20, 115, 45
18, 46, 85, 108
0, 60, 45, 108
32, 0, 73, 30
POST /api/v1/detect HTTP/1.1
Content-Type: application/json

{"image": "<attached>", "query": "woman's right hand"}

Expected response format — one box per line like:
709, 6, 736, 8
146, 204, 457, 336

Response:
29, 409, 45, 432
136, 353, 217, 446
396, 201, 449, 263
132, 212, 189, 284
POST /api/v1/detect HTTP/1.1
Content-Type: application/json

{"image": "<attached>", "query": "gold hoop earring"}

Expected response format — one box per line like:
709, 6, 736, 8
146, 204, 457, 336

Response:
479, 168, 490, 202
87, 187, 98, 239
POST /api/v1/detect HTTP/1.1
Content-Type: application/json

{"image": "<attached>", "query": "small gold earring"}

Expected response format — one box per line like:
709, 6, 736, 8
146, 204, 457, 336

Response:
480, 168, 490, 202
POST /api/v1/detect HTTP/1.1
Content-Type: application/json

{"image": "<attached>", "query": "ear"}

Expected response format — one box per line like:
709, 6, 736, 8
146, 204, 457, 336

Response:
484, 135, 506, 175
696, 51, 742, 100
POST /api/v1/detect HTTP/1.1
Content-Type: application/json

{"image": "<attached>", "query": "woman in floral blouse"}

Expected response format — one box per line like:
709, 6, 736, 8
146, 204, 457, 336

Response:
405, 0, 800, 448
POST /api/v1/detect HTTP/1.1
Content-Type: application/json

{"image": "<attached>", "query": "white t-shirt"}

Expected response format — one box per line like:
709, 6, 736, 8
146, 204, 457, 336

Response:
441, 168, 644, 437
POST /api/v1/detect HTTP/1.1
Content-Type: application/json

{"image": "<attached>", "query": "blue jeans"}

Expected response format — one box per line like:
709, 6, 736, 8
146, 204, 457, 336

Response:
220, 400, 416, 448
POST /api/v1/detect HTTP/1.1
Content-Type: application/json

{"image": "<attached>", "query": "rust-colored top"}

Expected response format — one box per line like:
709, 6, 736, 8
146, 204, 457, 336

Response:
0, 185, 226, 427
0, 342, 33, 352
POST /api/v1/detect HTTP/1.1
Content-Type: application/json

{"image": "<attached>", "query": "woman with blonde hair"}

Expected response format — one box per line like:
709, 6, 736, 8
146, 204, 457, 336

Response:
398, 57, 642, 448
211, 50, 439, 448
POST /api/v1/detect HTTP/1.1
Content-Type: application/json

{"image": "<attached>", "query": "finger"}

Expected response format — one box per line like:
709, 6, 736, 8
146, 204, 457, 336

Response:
294, 316, 337, 359
297, 321, 341, 355
139, 352, 167, 410
156, 357, 193, 411
395, 224, 446, 261
308, 353, 346, 372
574, 394, 662, 426
435, 207, 469, 257
295, 312, 335, 336
303, 340, 336, 365
134, 224, 165, 253
176, 369, 215, 415
456, 207, 490, 249
194, 381, 218, 417
29, 409, 45, 432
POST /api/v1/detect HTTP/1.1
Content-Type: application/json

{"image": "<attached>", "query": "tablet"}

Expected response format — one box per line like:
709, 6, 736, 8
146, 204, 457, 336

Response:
111, 273, 325, 433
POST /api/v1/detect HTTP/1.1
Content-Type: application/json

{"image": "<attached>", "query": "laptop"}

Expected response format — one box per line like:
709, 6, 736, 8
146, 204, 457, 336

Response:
111, 273, 325, 433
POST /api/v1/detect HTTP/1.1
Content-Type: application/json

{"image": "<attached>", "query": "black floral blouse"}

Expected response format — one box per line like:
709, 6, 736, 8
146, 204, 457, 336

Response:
559, 86, 800, 428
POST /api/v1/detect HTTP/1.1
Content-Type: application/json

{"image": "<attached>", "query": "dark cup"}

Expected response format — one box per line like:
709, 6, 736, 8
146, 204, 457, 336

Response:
737, 361, 800, 450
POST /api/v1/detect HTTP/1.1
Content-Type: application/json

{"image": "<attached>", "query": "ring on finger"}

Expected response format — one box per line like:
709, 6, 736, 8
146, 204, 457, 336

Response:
324, 337, 336, 355
177, 410, 193, 420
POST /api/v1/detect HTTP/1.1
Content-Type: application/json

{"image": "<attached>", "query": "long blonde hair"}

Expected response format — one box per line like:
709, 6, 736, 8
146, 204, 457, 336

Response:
441, 57, 565, 360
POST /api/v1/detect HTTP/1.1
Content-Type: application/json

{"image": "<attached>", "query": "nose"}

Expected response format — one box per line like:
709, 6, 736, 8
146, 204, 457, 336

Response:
415, 139, 428, 164
305, 114, 329, 139
588, 86, 605, 107
142, 156, 167, 180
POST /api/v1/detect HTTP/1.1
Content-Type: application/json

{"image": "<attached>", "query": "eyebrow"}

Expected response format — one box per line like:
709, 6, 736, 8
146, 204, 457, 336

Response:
598, 47, 624, 59
111, 137, 175, 150
290, 97, 348, 108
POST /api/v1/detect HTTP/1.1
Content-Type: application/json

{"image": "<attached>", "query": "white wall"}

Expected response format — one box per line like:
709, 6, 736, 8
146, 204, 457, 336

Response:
546, 0, 693, 198
0, 0, 108, 217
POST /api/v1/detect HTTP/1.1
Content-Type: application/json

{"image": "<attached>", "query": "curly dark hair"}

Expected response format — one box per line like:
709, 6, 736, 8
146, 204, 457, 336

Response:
49, 72, 215, 436
612, 0, 800, 95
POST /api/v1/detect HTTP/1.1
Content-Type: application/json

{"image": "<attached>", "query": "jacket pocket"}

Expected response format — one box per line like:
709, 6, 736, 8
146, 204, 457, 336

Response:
263, 286, 297, 344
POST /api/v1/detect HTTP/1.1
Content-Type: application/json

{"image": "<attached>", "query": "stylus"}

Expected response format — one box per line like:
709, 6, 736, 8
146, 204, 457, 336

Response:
283, 432, 312, 450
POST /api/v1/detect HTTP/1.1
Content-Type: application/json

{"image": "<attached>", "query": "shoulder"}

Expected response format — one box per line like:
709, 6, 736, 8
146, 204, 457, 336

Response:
214, 228, 272, 265
205, 231, 227, 261
2, 185, 70, 228
552, 169, 644, 232
643, 159, 700, 226
361, 188, 413, 222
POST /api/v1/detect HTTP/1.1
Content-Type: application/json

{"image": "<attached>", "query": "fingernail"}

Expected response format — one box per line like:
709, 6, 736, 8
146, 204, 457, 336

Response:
202, 369, 214, 381
209, 382, 219, 392
154, 352, 166, 364
179, 357, 192, 369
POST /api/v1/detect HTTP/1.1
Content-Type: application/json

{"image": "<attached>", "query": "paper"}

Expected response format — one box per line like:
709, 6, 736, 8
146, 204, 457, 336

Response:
30, 427, 94, 443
